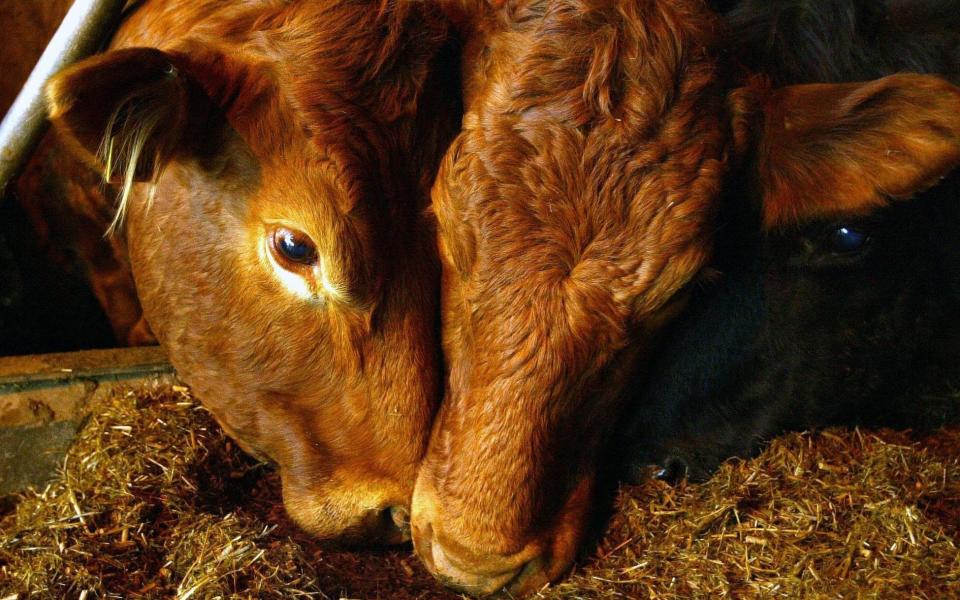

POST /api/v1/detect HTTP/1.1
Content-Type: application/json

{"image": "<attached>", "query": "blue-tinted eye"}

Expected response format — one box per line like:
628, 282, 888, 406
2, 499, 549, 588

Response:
830, 225, 868, 253
273, 228, 317, 265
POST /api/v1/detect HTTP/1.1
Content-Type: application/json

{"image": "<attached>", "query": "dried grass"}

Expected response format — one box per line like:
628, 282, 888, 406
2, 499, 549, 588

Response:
546, 428, 960, 599
1, 386, 957, 599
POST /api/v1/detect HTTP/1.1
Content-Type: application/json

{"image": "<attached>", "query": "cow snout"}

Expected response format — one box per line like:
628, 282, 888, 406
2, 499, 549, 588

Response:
412, 521, 547, 596
411, 482, 572, 597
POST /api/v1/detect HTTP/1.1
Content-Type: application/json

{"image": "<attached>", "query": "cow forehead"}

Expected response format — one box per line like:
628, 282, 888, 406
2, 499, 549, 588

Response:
436, 0, 726, 281
443, 108, 724, 290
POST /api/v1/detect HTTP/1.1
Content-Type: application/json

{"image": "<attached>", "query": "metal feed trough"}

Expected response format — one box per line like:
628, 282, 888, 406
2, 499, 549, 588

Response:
0, 347, 175, 495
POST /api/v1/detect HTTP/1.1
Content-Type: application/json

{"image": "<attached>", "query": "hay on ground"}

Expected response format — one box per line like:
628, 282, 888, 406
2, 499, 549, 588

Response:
1, 386, 957, 599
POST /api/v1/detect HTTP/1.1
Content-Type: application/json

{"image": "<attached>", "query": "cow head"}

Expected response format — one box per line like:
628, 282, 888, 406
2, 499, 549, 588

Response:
624, 73, 960, 480
45, 1, 460, 545
412, 0, 726, 594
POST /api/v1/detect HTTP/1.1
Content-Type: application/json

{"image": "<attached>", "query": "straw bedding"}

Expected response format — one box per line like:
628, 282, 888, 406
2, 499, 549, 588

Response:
1, 385, 957, 599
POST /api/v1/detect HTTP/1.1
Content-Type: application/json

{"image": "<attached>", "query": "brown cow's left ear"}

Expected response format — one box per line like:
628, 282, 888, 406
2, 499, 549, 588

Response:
737, 73, 960, 228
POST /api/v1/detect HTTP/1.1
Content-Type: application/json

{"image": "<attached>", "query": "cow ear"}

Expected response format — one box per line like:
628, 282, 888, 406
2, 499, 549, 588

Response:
739, 74, 960, 228
46, 47, 199, 187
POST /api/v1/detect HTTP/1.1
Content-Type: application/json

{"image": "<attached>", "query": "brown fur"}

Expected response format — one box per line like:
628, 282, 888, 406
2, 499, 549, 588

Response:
43, 0, 461, 544
412, 0, 727, 594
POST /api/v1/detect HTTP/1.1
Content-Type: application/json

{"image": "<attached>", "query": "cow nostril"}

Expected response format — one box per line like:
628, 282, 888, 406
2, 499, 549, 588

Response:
388, 505, 410, 530
372, 505, 411, 544
505, 555, 546, 593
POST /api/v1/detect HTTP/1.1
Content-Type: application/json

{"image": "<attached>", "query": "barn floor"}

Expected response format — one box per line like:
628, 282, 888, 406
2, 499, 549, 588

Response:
1, 385, 957, 599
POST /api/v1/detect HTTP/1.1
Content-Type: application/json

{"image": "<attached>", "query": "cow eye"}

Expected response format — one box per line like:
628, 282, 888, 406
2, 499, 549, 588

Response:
829, 225, 869, 254
271, 227, 318, 266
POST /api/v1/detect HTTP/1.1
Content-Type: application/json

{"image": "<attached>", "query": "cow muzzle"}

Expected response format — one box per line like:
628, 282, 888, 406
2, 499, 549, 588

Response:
412, 520, 549, 595
410, 477, 588, 597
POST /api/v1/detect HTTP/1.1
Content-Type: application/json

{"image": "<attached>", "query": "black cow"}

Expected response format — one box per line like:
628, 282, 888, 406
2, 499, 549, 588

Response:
622, 0, 960, 481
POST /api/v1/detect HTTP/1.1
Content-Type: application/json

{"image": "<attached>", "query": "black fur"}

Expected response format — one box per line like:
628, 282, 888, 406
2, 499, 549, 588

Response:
721, 0, 960, 85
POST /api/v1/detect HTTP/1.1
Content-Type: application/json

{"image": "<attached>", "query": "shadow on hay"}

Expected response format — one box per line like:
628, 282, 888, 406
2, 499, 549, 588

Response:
181, 438, 272, 518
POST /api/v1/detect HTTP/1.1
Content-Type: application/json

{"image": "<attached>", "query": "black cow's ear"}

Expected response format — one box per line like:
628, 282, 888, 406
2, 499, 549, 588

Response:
732, 74, 960, 229
46, 47, 199, 186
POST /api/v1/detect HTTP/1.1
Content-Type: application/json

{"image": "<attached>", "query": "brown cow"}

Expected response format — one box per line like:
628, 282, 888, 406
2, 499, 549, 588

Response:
414, 0, 960, 596
42, 0, 461, 544
414, 0, 727, 594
